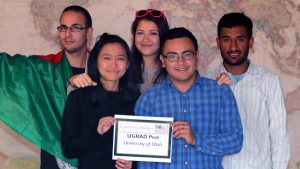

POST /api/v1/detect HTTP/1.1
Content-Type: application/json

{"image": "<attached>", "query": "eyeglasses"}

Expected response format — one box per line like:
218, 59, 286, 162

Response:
135, 9, 164, 18
162, 51, 195, 62
57, 25, 87, 32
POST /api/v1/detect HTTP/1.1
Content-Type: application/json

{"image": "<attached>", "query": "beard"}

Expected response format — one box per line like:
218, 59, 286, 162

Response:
62, 39, 87, 54
221, 47, 249, 66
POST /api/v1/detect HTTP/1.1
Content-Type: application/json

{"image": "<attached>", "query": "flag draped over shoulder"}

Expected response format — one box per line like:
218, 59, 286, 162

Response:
0, 51, 78, 166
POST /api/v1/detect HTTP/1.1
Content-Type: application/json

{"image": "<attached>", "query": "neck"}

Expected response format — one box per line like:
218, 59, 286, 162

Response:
223, 61, 249, 75
101, 80, 119, 91
65, 48, 87, 68
171, 74, 196, 93
143, 54, 158, 68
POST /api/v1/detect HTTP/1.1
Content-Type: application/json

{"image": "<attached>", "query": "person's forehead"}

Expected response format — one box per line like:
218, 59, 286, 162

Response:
163, 37, 195, 52
59, 11, 85, 25
220, 26, 248, 36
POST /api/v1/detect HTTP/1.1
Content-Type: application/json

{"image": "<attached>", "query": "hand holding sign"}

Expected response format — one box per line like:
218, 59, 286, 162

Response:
172, 121, 195, 145
97, 116, 116, 135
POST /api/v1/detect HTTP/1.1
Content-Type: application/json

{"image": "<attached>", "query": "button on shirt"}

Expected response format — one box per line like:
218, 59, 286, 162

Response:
134, 73, 243, 169
204, 62, 290, 169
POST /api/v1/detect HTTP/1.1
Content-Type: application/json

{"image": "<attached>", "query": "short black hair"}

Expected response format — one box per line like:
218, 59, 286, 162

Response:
162, 27, 198, 51
158, 27, 198, 81
62, 5, 92, 28
217, 12, 253, 38
88, 33, 139, 101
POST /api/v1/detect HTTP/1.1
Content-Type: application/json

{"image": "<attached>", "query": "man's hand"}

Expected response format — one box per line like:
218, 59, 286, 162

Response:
69, 73, 97, 88
216, 72, 232, 85
115, 158, 132, 169
172, 121, 195, 145
97, 116, 116, 135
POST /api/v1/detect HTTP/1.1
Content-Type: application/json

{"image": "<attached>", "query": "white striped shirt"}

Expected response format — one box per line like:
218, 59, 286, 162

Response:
204, 61, 290, 169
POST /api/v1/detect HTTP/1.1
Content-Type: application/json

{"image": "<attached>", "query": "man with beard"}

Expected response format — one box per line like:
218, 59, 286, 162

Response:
0, 5, 94, 169
204, 12, 290, 169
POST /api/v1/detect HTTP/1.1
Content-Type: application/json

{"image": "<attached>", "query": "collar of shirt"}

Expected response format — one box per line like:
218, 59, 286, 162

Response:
222, 60, 254, 85
162, 72, 202, 92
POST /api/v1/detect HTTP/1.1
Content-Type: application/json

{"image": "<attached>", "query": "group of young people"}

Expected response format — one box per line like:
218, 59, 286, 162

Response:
0, 4, 290, 169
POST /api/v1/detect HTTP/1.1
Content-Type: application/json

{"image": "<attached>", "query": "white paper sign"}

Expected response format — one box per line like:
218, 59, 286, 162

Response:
112, 115, 173, 163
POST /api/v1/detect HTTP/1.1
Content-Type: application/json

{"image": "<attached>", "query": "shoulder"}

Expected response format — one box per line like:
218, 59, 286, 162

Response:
203, 64, 224, 79
67, 85, 99, 101
248, 63, 279, 82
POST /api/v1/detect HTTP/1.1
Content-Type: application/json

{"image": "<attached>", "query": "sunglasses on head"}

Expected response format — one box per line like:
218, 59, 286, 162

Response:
135, 9, 164, 18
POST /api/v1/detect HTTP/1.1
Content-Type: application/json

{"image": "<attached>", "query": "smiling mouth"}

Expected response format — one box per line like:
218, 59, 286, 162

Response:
227, 52, 241, 57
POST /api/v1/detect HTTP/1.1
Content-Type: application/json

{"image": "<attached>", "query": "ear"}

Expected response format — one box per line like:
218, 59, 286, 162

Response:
87, 27, 93, 40
249, 37, 254, 48
160, 55, 165, 67
216, 37, 220, 49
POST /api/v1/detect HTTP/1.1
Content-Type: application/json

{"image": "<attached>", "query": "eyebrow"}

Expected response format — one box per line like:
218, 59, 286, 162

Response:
221, 35, 247, 38
59, 23, 82, 26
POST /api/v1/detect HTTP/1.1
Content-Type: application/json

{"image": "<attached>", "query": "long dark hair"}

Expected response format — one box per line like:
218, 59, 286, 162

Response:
88, 33, 139, 101
131, 9, 170, 84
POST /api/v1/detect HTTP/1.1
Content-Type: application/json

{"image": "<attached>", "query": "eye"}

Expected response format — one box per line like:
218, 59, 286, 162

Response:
71, 25, 81, 31
222, 38, 230, 42
136, 31, 144, 35
182, 51, 194, 59
102, 55, 111, 60
237, 37, 246, 42
116, 56, 127, 61
149, 31, 158, 36
167, 54, 178, 59
57, 25, 67, 31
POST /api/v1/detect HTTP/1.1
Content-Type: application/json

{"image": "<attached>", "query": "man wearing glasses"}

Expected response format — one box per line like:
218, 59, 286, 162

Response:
0, 5, 93, 169
134, 27, 243, 169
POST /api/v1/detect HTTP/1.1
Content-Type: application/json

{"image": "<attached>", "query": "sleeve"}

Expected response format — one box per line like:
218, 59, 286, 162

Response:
61, 90, 87, 158
194, 85, 243, 156
267, 75, 290, 169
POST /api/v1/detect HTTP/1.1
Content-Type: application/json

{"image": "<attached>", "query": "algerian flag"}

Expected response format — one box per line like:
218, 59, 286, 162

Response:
0, 51, 78, 166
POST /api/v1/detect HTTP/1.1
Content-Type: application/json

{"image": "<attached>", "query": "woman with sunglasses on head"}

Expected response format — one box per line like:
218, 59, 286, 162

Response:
131, 9, 170, 92
61, 33, 139, 169
69, 9, 170, 92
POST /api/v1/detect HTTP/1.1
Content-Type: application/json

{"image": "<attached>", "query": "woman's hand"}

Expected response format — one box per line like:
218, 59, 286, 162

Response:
97, 116, 116, 135
115, 159, 132, 169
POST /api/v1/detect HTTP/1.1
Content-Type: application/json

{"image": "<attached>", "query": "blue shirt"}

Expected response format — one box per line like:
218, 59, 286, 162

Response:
134, 74, 243, 169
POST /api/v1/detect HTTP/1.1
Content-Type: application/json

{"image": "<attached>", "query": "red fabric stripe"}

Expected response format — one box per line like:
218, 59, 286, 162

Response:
36, 50, 64, 64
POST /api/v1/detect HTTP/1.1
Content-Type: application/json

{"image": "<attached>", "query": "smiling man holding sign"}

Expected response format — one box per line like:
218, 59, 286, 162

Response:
134, 27, 243, 169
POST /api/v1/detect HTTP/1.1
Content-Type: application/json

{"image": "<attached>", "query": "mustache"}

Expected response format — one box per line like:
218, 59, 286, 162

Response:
226, 50, 242, 55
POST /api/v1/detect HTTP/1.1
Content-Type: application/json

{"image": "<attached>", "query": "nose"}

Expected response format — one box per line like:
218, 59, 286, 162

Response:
110, 59, 117, 67
65, 28, 72, 37
229, 39, 238, 51
142, 34, 149, 42
176, 55, 185, 64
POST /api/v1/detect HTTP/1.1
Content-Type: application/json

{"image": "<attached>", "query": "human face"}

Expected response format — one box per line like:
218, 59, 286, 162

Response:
135, 20, 160, 58
97, 43, 128, 87
217, 26, 253, 72
161, 37, 197, 88
59, 11, 92, 54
